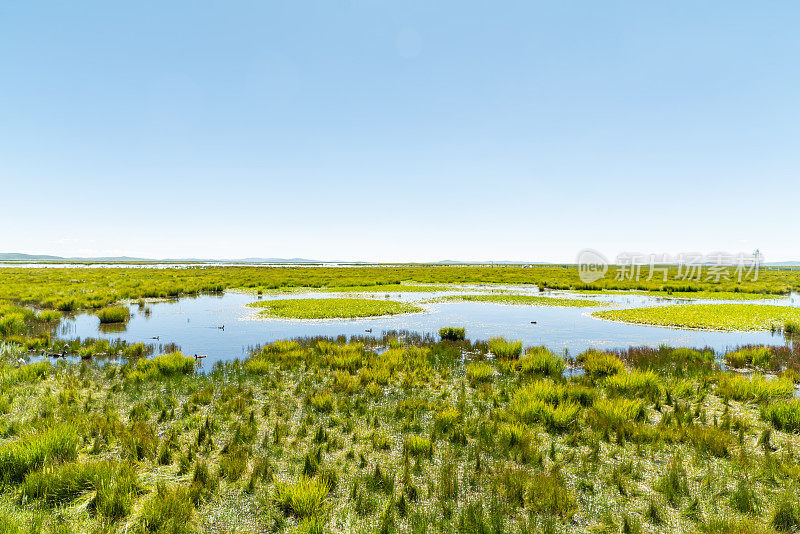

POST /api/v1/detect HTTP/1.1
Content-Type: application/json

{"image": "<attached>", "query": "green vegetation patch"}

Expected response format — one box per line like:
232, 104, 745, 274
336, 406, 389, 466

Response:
593, 304, 800, 331
428, 293, 609, 307
96, 306, 130, 324
0, 264, 797, 313
651, 290, 783, 301
248, 298, 423, 319
438, 326, 466, 341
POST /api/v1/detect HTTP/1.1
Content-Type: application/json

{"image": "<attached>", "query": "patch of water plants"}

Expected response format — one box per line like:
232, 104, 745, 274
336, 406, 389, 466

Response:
569, 290, 783, 301
1, 311, 800, 532
593, 304, 800, 331
426, 294, 609, 307
247, 298, 424, 319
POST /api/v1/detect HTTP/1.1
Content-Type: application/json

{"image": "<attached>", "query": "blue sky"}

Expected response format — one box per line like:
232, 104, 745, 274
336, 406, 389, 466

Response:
2, 1, 799, 262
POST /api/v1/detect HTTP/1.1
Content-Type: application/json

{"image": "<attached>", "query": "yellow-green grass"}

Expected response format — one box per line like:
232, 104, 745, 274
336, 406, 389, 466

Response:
426, 294, 609, 307
646, 290, 783, 301
593, 304, 800, 331
0, 264, 797, 312
245, 283, 460, 295
248, 298, 423, 319
0, 337, 799, 533
564, 289, 781, 300
95, 306, 130, 324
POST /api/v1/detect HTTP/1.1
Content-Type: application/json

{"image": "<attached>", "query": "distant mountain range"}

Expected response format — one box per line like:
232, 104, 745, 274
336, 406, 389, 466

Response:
1, 253, 798, 266
0, 253, 322, 263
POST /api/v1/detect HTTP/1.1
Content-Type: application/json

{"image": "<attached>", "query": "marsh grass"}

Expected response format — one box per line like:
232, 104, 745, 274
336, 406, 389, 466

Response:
761, 399, 800, 432
137, 483, 195, 533
488, 337, 523, 359
784, 319, 800, 336
124, 352, 195, 380
438, 327, 466, 341
249, 298, 423, 319
594, 304, 800, 331
716, 374, 794, 402
0, 426, 78, 485
0, 264, 797, 315
95, 306, 130, 324
19, 460, 140, 520
725, 347, 773, 369
429, 294, 607, 307
465, 362, 494, 383
274, 477, 330, 519
579, 350, 625, 379
604, 370, 662, 402
518, 347, 565, 379
0, 329, 798, 532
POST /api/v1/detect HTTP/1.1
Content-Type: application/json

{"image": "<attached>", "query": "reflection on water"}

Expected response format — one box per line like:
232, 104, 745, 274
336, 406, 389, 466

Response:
54, 288, 799, 369
98, 322, 128, 334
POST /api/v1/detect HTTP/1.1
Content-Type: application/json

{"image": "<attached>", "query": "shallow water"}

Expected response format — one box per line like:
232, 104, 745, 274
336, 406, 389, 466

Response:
54, 288, 799, 369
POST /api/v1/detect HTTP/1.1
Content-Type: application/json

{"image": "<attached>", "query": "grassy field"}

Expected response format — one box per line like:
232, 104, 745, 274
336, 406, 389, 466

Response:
244, 284, 465, 295
644, 291, 783, 301
0, 265, 797, 312
248, 299, 424, 319
427, 294, 609, 308
593, 304, 800, 331
2, 266, 800, 531
0, 337, 799, 533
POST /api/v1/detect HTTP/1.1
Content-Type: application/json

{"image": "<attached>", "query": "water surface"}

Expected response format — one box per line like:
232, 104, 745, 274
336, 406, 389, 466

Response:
55, 288, 798, 368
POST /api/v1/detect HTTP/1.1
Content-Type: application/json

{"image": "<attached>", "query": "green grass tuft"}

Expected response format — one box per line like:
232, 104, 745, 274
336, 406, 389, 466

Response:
488, 337, 523, 359
274, 477, 330, 519
95, 306, 130, 324
438, 326, 466, 341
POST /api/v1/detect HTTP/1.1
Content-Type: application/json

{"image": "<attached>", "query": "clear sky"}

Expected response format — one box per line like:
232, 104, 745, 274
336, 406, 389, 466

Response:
2, 1, 799, 262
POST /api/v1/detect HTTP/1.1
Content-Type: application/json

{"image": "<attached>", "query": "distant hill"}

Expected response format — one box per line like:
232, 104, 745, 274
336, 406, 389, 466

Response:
1, 253, 797, 266
0, 253, 321, 263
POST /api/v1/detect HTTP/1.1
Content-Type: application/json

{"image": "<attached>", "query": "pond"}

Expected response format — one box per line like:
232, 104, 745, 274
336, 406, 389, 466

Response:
54, 287, 799, 368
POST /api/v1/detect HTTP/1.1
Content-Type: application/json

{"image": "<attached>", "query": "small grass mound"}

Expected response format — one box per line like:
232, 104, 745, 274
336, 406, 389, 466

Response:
604, 370, 662, 402
0, 426, 79, 485
95, 306, 130, 324
761, 399, 800, 432
772, 491, 800, 533
137, 483, 195, 533
784, 319, 800, 336
125, 352, 196, 380
274, 477, 330, 518
518, 347, 565, 379
19, 460, 141, 520
488, 337, 523, 359
528, 471, 577, 518
579, 350, 625, 379
510, 381, 582, 432
716, 374, 794, 402
403, 435, 433, 457
466, 362, 494, 383
725, 347, 772, 369
37, 310, 62, 323
438, 326, 466, 341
